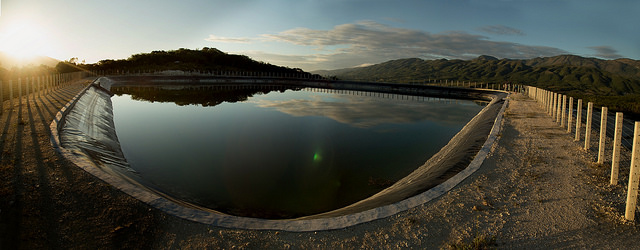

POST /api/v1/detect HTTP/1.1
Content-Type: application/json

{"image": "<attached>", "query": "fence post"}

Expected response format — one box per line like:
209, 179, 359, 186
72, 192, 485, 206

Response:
555, 93, 560, 119
561, 95, 567, 127
48, 75, 52, 94
18, 78, 22, 105
625, 122, 640, 221
552, 93, 556, 118
545, 91, 550, 114
547, 91, 551, 115
551, 93, 560, 120
556, 94, 562, 123
585, 102, 593, 150
30, 77, 35, 98
25, 77, 30, 100
552, 93, 557, 119
547, 90, 551, 113
9, 80, 13, 107
539, 88, 542, 103
598, 107, 608, 164
611, 112, 623, 185
545, 91, 549, 113
575, 99, 582, 141
38, 76, 42, 97
567, 97, 573, 133
544, 91, 549, 114
0, 80, 3, 115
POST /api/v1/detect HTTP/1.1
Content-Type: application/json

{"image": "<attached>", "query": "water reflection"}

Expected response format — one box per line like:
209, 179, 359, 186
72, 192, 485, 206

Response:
111, 85, 298, 107
110, 84, 485, 218
254, 93, 483, 128
112, 85, 484, 128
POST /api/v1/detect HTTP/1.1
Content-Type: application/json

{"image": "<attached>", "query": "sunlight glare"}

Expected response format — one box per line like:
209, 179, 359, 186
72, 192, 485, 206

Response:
0, 20, 53, 60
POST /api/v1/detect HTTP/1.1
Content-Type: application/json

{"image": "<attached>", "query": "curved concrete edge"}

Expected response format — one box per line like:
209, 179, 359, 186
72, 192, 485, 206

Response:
51, 77, 509, 232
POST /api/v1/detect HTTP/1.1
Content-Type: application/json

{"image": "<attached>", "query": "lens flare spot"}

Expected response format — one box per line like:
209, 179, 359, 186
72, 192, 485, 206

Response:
313, 152, 321, 161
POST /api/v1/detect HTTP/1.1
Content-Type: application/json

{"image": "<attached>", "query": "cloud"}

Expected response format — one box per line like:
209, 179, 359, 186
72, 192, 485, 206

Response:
588, 46, 623, 59
383, 17, 406, 24
354, 63, 375, 68
210, 21, 567, 70
477, 25, 525, 36
205, 35, 252, 44
257, 21, 565, 69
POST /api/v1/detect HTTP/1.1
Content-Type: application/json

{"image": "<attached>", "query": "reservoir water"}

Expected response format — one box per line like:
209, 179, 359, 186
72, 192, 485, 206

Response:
110, 85, 484, 218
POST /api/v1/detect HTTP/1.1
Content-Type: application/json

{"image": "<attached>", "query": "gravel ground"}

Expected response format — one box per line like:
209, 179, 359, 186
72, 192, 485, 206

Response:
1, 81, 640, 249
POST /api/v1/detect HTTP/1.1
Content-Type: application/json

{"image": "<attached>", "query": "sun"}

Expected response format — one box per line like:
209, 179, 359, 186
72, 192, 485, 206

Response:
0, 20, 53, 61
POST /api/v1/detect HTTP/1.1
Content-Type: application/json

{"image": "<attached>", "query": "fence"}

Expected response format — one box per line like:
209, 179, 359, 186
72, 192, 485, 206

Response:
0, 71, 91, 115
526, 86, 640, 221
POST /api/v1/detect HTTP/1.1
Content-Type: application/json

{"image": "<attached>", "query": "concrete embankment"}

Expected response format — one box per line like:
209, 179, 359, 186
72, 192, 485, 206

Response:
51, 76, 508, 231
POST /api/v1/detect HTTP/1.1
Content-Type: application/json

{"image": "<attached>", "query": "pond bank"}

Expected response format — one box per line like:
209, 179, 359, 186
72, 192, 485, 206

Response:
51, 77, 507, 231
2, 81, 640, 248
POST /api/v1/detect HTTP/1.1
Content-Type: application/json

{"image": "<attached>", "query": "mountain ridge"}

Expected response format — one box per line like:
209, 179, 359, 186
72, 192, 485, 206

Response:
314, 55, 640, 94
314, 54, 640, 117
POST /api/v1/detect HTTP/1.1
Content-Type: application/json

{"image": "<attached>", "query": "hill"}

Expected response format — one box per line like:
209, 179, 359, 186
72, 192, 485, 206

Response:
0, 52, 59, 68
79, 48, 317, 78
315, 55, 640, 116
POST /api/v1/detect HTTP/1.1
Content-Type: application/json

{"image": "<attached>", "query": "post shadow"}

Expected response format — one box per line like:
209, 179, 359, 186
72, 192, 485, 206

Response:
27, 97, 62, 249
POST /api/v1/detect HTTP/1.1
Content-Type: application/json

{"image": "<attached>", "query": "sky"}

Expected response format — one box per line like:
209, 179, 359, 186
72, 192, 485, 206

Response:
0, 0, 638, 71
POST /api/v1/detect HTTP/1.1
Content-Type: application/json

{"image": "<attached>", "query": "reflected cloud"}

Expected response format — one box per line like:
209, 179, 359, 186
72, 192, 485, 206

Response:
254, 93, 482, 128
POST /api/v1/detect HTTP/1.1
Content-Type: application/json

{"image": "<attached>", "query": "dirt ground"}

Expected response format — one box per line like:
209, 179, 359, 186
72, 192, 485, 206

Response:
1, 80, 640, 249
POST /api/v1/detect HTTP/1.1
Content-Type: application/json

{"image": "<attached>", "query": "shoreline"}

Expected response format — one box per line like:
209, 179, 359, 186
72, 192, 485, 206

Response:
52, 77, 508, 231
2, 80, 640, 248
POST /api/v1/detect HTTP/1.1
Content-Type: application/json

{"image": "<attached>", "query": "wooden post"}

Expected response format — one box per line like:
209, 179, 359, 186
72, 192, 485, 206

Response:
540, 89, 544, 109
549, 92, 556, 115
25, 77, 29, 100
18, 78, 22, 105
9, 80, 13, 107
38, 76, 42, 96
552, 93, 557, 119
48, 75, 52, 94
553, 93, 557, 120
552, 93, 556, 118
546, 91, 550, 114
547, 91, 551, 115
598, 107, 608, 164
556, 94, 562, 123
0, 80, 3, 115
575, 99, 582, 141
567, 97, 573, 133
544, 90, 548, 112
585, 102, 593, 150
547, 91, 552, 113
611, 112, 623, 185
553, 93, 562, 122
625, 122, 640, 221
31, 77, 35, 97
561, 95, 567, 127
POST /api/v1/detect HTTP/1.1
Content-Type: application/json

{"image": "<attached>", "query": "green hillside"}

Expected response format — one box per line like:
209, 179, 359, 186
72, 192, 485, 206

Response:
317, 55, 640, 116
